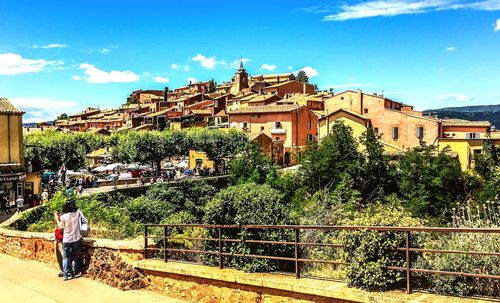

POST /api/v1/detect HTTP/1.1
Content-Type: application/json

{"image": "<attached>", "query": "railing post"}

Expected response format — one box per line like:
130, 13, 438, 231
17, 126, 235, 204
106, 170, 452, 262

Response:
218, 226, 224, 269
144, 225, 148, 259
295, 228, 300, 279
405, 230, 412, 294
164, 226, 168, 262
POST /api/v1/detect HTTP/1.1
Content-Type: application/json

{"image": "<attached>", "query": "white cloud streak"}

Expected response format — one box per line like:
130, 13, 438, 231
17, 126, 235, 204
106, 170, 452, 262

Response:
10, 97, 79, 123
317, 0, 500, 21
445, 46, 455, 51
33, 43, 68, 49
231, 58, 250, 69
0, 53, 64, 75
261, 64, 276, 71
153, 76, 169, 83
495, 18, 500, 31
76, 63, 139, 83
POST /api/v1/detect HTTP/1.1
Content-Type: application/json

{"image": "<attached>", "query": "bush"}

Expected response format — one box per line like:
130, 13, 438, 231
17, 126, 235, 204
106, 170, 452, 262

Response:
421, 200, 500, 297
342, 203, 425, 290
202, 183, 294, 272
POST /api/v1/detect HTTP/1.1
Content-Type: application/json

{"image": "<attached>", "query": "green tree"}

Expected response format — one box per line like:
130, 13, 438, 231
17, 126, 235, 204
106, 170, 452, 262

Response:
207, 78, 217, 93
295, 70, 309, 83
56, 113, 68, 120
300, 121, 363, 191
398, 144, 464, 219
228, 141, 275, 185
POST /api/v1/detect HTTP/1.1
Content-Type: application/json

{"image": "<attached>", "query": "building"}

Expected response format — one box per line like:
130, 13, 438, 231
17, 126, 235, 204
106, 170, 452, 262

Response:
321, 90, 441, 151
438, 119, 500, 171
262, 80, 315, 97
228, 104, 318, 165
0, 98, 26, 203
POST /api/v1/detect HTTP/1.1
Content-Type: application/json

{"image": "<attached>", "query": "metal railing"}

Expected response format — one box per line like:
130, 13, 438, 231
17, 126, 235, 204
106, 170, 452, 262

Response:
143, 224, 500, 295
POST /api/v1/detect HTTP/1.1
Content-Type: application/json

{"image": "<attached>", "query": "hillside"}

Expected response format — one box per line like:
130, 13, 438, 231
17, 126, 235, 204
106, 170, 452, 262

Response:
424, 104, 500, 128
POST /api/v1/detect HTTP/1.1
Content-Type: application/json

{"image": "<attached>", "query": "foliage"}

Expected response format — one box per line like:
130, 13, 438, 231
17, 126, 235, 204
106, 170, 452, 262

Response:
203, 183, 294, 272
342, 203, 426, 290
24, 130, 108, 171
295, 70, 309, 83
228, 141, 275, 185
421, 199, 500, 297
398, 144, 464, 219
207, 78, 217, 93
56, 113, 68, 120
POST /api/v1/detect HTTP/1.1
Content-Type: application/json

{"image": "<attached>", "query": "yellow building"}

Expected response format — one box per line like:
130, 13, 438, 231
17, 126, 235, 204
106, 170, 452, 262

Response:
0, 98, 26, 202
189, 150, 215, 170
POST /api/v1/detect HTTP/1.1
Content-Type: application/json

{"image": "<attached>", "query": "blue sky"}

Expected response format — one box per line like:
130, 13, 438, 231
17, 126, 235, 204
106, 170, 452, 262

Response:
0, 0, 499, 122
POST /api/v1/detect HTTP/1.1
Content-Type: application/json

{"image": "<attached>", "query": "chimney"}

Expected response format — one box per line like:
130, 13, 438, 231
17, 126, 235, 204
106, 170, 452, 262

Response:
303, 83, 306, 94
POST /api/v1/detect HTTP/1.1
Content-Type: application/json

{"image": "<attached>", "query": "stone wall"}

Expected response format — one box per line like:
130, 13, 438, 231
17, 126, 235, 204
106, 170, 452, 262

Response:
0, 228, 146, 290
142, 270, 339, 303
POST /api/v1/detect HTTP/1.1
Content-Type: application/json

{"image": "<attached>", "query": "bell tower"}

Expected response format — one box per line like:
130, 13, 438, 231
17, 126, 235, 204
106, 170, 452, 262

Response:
231, 60, 249, 94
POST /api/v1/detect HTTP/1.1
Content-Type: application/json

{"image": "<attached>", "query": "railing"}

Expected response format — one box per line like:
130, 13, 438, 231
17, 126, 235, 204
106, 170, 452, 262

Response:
143, 224, 500, 295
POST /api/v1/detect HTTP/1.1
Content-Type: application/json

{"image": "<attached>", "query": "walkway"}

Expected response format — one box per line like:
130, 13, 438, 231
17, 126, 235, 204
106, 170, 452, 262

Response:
0, 253, 185, 303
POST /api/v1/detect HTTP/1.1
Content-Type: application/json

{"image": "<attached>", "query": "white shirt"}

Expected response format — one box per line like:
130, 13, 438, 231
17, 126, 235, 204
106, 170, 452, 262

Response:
41, 191, 49, 202
59, 210, 86, 243
16, 197, 24, 208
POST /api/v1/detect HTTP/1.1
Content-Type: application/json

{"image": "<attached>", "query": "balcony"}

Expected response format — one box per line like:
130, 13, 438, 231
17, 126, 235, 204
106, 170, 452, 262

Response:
270, 128, 286, 135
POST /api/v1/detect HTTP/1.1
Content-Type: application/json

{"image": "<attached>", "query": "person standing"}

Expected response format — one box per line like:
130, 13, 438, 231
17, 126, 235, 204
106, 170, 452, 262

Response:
41, 189, 49, 205
53, 209, 65, 277
16, 195, 24, 213
57, 200, 87, 281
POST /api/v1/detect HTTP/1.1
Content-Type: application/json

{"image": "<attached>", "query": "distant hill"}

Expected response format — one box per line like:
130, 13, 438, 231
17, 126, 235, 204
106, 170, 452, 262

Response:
22, 121, 54, 128
423, 104, 500, 128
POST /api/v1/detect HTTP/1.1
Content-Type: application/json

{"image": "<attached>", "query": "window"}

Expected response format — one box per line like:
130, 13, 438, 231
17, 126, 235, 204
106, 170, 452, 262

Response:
392, 127, 399, 140
473, 149, 482, 155
307, 121, 312, 130
364, 108, 369, 114
275, 137, 280, 141
274, 121, 282, 129
417, 126, 424, 139
260, 126, 264, 132
374, 127, 379, 133
242, 122, 248, 129
340, 97, 344, 100
307, 134, 315, 142
466, 133, 479, 139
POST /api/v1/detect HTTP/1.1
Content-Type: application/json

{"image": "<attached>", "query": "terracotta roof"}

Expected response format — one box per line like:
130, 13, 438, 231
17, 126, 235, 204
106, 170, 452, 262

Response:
228, 104, 300, 114
318, 108, 370, 121
190, 109, 212, 115
0, 98, 23, 114
264, 80, 310, 89
215, 110, 227, 117
442, 119, 491, 127
248, 132, 272, 141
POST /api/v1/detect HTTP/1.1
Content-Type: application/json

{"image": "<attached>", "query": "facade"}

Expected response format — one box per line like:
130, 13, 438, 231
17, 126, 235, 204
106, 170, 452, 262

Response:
228, 105, 318, 165
0, 98, 26, 203
262, 81, 315, 97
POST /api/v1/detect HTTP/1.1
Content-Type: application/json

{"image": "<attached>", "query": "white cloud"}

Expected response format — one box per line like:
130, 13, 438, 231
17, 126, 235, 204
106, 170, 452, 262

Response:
192, 54, 217, 69
187, 77, 198, 83
299, 66, 319, 78
0, 53, 64, 75
261, 64, 276, 71
72, 75, 81, 80
171, 64, 190, 71
495, 18, 500, 31
99, 48, 111, 54
320, 0, 500, 21
10, 97, 79, 123
287, 66, 293, 70
230, 58, 250, 69
445, 46, 455, 51
33, 43, 68, 49
436, 93, 473, 102
153, 76, 169, 83
76, 63, 139, 83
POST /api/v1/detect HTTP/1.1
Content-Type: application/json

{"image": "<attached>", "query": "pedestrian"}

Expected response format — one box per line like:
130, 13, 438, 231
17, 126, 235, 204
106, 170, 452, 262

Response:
56, 200, 87, 281
1, 195, 6, 215
53, 208, 65, 277
41, 189, 49, 205
77, 184, 83, 195
16, 195, 24, 213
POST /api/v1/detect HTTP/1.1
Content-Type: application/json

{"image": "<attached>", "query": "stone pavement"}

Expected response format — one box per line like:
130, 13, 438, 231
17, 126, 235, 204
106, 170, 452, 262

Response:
0, 253, 186, 303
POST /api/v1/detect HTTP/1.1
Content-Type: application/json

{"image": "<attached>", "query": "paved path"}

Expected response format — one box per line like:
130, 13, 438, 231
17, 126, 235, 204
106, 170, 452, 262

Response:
0, 253, 185, 303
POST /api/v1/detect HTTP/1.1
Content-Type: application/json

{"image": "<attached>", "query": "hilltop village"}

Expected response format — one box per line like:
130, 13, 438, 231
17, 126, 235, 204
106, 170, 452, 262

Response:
27, 62, 500, 171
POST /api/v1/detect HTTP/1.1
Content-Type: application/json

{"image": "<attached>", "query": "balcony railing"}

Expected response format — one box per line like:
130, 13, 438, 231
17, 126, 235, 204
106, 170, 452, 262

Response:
270, 128, 286, 134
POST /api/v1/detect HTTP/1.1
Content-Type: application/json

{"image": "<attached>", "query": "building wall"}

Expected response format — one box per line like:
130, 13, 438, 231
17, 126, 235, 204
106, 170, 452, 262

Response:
442, 126, 490, 139
291, 107, 318, 147
0, 114, 24, 170
438, 139, 472, 171
318, 114, 368, 142
264, 81, 314, 97
189, 150, 215, 170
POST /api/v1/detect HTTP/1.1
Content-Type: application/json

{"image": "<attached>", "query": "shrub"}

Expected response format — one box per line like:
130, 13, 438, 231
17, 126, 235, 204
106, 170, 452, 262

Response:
202, 183, 294, 272
342, 203, 425, 290
421, 200, 500, 297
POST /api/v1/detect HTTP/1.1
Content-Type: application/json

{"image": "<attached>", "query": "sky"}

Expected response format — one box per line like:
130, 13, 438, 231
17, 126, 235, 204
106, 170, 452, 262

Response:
0, 0, 499, 123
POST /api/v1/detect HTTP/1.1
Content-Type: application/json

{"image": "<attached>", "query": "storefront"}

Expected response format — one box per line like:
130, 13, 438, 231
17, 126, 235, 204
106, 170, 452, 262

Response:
0, 172, 26, 205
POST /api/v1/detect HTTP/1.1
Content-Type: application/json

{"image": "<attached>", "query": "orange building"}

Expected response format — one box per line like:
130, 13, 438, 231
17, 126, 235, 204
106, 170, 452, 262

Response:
228, 105, 318, 165
322, 90, 440, 150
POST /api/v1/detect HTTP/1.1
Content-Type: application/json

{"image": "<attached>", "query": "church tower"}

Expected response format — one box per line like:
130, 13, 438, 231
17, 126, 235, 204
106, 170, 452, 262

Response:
230, 60, 249, 95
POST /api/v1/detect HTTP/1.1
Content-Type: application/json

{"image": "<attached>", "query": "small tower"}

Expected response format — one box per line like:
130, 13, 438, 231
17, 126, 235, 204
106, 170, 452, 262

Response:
231, 60, 249, 94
